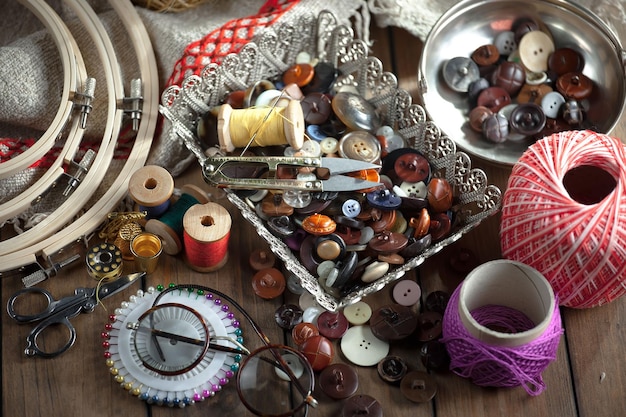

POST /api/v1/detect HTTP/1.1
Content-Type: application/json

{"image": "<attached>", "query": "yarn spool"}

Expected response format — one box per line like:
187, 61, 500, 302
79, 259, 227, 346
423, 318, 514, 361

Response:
500, 130, 626, 308
128, 165, 175, 218
183, 202, 232, 272
217, 99, 304, 153
145, 184, 210, 255
441, 260, 563, 396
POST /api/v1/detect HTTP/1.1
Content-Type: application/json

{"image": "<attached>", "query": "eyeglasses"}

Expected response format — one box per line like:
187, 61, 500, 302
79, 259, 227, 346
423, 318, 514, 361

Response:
150, 285, 318, 416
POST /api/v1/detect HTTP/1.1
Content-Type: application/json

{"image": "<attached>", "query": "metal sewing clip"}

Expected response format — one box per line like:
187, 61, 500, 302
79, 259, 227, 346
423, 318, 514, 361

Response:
202, 155, 383, 192
63, 149, 96, 196
74, 77, 96, 129
122, 78, 143, 131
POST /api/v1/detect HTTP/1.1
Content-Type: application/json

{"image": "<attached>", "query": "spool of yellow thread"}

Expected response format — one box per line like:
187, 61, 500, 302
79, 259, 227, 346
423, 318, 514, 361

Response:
217, 99, 304, 153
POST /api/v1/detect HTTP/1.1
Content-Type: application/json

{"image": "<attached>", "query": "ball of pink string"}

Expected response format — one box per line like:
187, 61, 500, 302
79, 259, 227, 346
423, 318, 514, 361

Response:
441, 286, 563, 396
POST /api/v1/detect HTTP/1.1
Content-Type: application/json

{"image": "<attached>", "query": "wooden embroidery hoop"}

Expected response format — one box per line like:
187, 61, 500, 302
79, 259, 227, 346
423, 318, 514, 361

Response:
0, 0, 159, 272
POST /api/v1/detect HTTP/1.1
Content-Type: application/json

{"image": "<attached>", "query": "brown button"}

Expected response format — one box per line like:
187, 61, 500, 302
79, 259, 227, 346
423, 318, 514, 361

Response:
367, 230, 408, 255
317, 310, 349, 339
491, 61, 525, 95
283, 63, 315, 87
477, 86, 511, 113
471, 44, 500, 66
400, 371, 437, 403
252, 268, 285, 299
377, 355, 408, 384
300, 92, 332, 125
512, 17, 540, 43
427, 178, 453, 213
274, 304, 303, 330
299, 335, 334, 371
469, 106, 493, 132
448, 247, 479, 275
224, 90, 245, 109
368, 208, 397, 233
291, 322, 320, 346
549, 47, 584, 76
416, 311, 443, 342
393, 151, 431, 183
342, 395, 383, 417
556, 72, 593, 100
249, 249, 276, 271
517, 83, 553, 104
370, 304, 418, 342
260, 194, 294, 217
510, 103, 546, 135
420, 340, 451, 372
319, 363, 359, 400
482, 112, 509, 143
429, 212, 452, 241
424, 291, 450, 314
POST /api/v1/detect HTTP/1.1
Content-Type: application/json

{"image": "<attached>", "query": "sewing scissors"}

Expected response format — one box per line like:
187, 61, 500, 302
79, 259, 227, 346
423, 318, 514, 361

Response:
7, 272, 145, 358
202, 155, 383, 192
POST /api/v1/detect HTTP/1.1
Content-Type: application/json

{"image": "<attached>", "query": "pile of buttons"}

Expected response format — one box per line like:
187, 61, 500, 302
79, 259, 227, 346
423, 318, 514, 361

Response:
206, 54, 457, 300
443, 16, 595, 144
270, 278, 454, 410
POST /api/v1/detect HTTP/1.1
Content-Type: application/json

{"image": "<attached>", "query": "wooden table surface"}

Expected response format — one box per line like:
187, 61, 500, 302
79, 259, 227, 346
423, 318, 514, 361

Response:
2, 21, 625, 417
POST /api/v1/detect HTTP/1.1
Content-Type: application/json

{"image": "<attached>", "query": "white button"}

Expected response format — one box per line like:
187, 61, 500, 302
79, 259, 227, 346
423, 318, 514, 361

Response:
296, 51, 312, 64
343, 301, 372, 325
361, 261, 390, 283
303, 305, 324, 323
358, 226, 375, 245
320, 137, 339, 154
541, 91, 566, 119
299, 291, 320, 310
340, 325, 390, 366
399, 181, 427, 198
376, 125, 394, 138
392, 279, 422, 306
317, 260, 336, 279
342, 199, 362, 218
282, 190, 311, 208
274, 353, 305, 381
519, 30, 555, 73
300, 139, 322, 157
255, 89, 284, 107
494, 31, 516, 55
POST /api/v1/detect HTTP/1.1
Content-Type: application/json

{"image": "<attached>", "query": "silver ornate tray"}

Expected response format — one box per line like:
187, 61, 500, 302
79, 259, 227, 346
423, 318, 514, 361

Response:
159, 11, 502, 311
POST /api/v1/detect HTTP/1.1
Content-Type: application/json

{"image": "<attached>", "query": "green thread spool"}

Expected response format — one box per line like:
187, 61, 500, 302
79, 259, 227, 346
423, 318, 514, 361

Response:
145, 184, 210, 255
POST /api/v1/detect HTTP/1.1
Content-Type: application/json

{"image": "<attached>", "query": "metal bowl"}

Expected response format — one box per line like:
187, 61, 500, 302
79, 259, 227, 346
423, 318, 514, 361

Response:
418, 0, 626, 166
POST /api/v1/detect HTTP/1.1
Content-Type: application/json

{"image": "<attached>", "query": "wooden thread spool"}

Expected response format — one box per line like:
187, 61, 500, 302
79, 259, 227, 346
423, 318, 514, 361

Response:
183, 202, 232, 272
128, 165, 175, 218
217, 99, 304, 153
145, 184, 209, 255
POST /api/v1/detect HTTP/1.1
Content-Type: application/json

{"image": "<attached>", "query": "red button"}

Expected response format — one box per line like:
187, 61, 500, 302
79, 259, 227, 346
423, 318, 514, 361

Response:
317, 311, 349, 339
394, 152, 430, 183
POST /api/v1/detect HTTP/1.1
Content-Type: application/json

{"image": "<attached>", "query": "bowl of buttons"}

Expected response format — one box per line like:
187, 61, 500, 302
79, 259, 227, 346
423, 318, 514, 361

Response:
160, 11, 502, 311
418, 0, 626, 166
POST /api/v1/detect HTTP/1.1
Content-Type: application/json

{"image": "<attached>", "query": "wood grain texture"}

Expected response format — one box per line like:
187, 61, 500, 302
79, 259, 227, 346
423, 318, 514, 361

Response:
3, 18, 626, 417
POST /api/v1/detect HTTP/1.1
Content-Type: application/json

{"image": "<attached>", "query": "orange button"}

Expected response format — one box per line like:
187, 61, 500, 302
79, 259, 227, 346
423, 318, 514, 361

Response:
283, 63, 315, 87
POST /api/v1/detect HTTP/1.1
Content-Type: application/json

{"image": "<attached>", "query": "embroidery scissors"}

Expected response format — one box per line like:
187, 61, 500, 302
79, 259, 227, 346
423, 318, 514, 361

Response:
7, 272, 145, 358
202, 154, 383, 192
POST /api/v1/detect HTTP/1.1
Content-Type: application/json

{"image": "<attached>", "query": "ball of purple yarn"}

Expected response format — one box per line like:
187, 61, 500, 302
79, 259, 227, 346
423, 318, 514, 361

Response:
441, 285, 563, 396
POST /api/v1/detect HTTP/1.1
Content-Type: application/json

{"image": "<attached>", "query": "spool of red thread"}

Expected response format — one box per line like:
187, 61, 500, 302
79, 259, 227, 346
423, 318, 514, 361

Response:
183, 202, 231, 272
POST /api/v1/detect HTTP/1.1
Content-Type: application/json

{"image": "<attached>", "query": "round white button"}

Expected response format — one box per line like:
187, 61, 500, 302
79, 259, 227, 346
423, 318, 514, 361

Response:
392, 279, 422, 306
494, 31, 517, 55
299, 291, 320, 310
343, 301, 372, 325
519, 30, 555, 73
541, 91, 566, 119
274, 353, 305, 381
320, 137, 339, 154
303, 305, 324, 323
340, 325, 390, 366
399, 181, 427, 199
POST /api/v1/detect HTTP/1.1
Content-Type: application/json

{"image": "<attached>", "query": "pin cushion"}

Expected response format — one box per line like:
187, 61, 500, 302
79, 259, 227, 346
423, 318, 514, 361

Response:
160, 11, 502, 311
